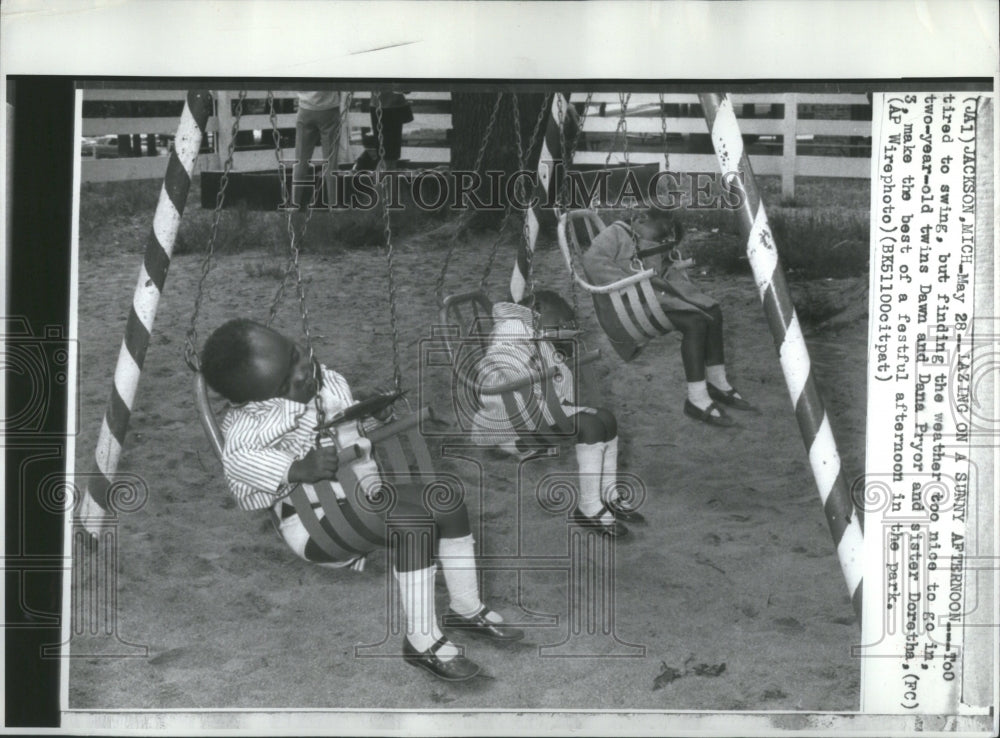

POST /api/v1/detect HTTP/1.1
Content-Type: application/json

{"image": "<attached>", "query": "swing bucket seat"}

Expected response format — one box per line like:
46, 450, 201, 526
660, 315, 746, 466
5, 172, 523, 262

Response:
557, 209, 677, 361
437, 290, 601, 447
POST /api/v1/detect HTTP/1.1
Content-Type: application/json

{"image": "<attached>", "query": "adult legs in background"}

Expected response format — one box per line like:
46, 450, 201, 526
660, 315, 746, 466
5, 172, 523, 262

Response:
293, 107, 341, 208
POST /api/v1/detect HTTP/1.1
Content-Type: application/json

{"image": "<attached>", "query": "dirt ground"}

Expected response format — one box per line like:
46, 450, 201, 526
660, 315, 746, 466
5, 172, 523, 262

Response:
70, 213, 867, 711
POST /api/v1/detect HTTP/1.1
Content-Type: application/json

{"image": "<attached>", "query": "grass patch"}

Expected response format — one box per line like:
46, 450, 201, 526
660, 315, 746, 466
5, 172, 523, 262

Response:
79, 176, 458, 259
78, 174, 871, 280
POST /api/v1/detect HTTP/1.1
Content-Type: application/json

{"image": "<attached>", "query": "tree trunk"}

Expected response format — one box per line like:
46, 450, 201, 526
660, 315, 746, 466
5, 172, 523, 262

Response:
450, 91, 549, 228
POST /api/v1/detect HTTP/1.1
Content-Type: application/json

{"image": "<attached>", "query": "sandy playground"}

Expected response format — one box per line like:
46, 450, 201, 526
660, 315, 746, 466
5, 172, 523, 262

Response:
70, 181, 868, 711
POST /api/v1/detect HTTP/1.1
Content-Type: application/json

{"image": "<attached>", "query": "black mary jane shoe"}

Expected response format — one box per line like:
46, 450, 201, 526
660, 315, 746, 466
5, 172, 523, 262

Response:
707, 383, 754, 411
607, 498, 646, 524
683, 399, 735, 427
402, 636, 480, 681
570, 505, 630, 537
442, 605, 525, 643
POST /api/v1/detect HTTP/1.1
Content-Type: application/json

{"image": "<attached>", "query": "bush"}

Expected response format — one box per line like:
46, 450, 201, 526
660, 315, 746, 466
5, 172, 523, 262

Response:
678, 209, 869, 280
768, 209, 869, 279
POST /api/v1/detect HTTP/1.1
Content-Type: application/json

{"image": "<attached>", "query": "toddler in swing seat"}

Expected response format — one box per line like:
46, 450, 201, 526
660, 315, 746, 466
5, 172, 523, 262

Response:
471, 291, 644, 537
581, 206, 754, 428
200, 318, 523, 682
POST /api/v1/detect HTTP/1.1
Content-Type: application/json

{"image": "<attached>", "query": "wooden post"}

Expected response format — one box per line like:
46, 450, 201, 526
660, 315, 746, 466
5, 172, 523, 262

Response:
781, 92, 797, 200
214, 90, 233, 170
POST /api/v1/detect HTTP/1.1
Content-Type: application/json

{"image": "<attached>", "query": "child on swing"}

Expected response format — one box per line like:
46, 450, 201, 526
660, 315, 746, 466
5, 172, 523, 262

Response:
581, 205, 753, 427
200, 318, 523, 682
471, 290, 644, 537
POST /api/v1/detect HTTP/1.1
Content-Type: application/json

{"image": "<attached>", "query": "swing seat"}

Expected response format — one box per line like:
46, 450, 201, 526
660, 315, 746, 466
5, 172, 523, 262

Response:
438, 290, 600, 446
557, 210, 676, 361
193, 373, 444, 564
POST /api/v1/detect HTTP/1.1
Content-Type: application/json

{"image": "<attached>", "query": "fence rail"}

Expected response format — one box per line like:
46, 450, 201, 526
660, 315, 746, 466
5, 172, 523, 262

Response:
80, 90, 872, 197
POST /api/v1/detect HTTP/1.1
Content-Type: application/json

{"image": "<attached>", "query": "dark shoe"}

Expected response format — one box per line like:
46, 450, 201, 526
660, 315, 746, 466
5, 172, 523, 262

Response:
607, 498, 646, 524
683, 400, 735, 427
442, 605, 525, 643
707, 383, 754, 411
402, 636, 480, 681
570, 505, 629, 537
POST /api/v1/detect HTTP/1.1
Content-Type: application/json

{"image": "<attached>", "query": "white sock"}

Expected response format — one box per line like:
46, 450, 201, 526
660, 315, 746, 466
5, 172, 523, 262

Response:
576, 442, 614, 524
687, 380, 712, 410
600, 436, 620, 504
437, 534, 499, 621
706, 364, 732, 391
393, 565, 458, 660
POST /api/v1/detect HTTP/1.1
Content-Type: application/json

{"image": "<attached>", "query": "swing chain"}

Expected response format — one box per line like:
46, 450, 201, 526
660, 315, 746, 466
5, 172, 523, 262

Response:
265, 91, 352, 330
554, 92, 592, 212
605, 92, 631, 168
555, 93, 588, 321
433, 91, 505, 304
659, 92, 671, 173
265, 89, 297, 327
184, 89, 247, 372
510, 91, 553, 312
478, 92, 551, 296
263, 89, 337, 432
374, 94, 404, 394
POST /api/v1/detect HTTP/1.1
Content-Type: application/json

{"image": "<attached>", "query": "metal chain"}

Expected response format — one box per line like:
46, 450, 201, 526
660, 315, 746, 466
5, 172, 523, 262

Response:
374, 93, 404, 393
511, 92, 553, 312
555, 92, 592, 211
184, 90, 247, 371
659, 92, 671, 173
265, 89, 297, 326
264, 89, 346, 433
555, 92, 592, 320
614, 92, 643, 245
478, 92, 549, 296
605, 92, 631, 168
433, 91, 504, 303
265, 91, 352, 329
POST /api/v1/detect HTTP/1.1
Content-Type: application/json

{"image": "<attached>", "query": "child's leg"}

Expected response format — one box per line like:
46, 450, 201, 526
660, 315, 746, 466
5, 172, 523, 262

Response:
573, 411, 616, 523
700, 305, 751, 409
389, 512, 461, 661
394, 496, 518, 634
702, 304, 732, 390
664, 311, 708, 382
664, 311, 714, 411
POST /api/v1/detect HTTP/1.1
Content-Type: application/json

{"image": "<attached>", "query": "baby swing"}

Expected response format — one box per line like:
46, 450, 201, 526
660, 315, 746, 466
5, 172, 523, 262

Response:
186, 90, 443, 564
434, 92, 601, 449
556, 93, 685, 360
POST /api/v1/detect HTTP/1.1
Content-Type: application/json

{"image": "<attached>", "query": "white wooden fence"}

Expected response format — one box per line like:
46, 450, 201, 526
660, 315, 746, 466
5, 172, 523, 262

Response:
80, 90, 871, 198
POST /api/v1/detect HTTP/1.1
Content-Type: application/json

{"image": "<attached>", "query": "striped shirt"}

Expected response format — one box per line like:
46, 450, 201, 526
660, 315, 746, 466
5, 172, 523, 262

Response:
220, 366, 356, 511
471, 302, 583, 445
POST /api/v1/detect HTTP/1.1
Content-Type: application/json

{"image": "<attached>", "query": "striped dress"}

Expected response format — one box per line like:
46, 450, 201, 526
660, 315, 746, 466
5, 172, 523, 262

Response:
471, 302, 586, 446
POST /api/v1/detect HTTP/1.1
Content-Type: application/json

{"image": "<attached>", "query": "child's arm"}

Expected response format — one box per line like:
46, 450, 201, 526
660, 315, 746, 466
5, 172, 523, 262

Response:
221, 404, 339, 507
287, 447, 341, 484
581, 226, 634, 284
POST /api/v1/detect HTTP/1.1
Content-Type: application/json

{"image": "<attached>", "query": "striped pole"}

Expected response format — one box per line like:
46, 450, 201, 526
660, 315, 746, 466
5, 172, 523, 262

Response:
699, 93, 864, 621
77, 91, 213, 535
511, 93, 570, 302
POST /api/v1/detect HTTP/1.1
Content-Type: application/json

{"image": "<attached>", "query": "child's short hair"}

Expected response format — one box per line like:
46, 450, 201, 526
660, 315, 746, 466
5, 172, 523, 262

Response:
201, 318, 262, 403
641, 205, 685, 241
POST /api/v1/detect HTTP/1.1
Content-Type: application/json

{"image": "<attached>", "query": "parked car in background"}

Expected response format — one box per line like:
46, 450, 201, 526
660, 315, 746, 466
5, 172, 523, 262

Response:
80, 135, 122, 159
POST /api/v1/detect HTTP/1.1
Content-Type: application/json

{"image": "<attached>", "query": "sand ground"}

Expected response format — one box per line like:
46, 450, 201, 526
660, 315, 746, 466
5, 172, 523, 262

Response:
70, 220, 867, 711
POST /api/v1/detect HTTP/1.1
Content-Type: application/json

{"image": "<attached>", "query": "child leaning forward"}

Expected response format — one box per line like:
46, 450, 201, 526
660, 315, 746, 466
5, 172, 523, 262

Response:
471, 291, 645, 537
201, 318, 523, 682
